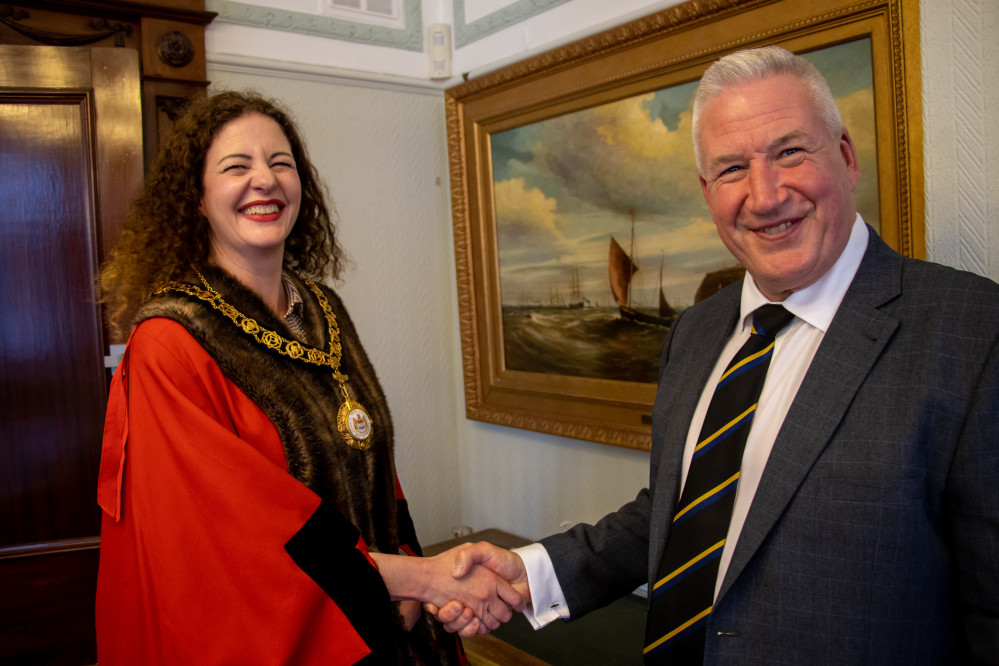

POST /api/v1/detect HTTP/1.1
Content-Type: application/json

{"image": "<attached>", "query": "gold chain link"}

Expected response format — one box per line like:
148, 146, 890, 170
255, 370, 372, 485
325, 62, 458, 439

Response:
154, 272, 349, 385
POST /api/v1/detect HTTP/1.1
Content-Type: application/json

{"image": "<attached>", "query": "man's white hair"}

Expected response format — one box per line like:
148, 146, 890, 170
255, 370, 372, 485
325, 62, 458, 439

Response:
691, 45, 843, 175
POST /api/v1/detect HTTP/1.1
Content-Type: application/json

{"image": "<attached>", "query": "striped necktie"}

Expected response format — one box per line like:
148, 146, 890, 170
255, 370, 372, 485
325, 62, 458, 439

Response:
644, 304, 795, 664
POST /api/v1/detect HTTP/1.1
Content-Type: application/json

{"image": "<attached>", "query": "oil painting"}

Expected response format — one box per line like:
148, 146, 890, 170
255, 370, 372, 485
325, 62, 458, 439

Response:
446, 0, 921, 448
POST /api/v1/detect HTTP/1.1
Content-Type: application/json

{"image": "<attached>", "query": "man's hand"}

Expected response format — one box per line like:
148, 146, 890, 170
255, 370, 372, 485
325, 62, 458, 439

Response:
424, 542, 531, 637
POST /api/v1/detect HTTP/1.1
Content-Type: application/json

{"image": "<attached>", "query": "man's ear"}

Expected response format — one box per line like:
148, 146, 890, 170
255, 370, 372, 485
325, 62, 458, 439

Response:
839, 127, 860, 190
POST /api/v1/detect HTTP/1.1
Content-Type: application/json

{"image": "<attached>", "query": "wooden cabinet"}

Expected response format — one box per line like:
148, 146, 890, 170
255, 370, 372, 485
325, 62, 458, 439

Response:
0, 3, 213, 662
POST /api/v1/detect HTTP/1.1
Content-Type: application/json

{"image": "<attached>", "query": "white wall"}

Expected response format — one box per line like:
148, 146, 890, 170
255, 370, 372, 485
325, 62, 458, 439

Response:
207, 0, 999, 546
921, 0, 999, 276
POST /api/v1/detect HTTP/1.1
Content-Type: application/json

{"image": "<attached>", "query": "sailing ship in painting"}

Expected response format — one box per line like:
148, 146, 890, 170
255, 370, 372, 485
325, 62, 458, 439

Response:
608, 210, 676, 328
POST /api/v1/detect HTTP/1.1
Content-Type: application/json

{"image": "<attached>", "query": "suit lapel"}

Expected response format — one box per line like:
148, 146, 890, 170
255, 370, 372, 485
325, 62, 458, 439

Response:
717, 231, 903, 602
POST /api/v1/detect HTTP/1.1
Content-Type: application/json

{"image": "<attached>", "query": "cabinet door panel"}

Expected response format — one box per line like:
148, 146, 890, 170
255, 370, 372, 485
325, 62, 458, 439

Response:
0, 45, 142, 665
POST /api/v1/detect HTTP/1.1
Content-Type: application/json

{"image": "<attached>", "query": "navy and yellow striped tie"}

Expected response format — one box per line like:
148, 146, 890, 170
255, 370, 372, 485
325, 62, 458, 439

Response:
644, 304, 794, 664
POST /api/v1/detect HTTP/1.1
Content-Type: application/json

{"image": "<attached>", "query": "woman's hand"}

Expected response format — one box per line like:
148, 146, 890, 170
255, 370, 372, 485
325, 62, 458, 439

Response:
399, 600, 422, 631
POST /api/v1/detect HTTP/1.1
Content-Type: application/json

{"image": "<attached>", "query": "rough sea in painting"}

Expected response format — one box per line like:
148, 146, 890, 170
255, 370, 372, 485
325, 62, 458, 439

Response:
501, 306, 673, 384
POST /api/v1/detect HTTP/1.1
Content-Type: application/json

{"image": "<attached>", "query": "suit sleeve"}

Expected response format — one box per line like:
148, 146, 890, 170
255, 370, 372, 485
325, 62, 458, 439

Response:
948, 334, 999, 661
539, 488, 653, 617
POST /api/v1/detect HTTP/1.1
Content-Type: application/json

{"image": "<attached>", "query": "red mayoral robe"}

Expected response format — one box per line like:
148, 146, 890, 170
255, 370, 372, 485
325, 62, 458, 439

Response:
96, 269, 463, 665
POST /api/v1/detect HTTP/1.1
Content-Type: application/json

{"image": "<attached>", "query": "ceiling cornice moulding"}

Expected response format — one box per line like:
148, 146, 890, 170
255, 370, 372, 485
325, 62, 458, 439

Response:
206, 0, 422, 51
454, 0, 572, 48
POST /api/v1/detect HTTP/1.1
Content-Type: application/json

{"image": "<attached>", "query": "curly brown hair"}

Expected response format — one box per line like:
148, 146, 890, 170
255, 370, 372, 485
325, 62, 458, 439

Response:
100, 90, 345, 339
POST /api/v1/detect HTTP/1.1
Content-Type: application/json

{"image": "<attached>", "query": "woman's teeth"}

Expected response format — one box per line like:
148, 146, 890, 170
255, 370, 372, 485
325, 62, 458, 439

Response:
243, 204, 280, 215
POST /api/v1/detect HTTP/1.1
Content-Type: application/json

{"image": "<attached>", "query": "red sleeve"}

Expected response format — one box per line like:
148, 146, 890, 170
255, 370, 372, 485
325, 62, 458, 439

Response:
96, 318, 372, 665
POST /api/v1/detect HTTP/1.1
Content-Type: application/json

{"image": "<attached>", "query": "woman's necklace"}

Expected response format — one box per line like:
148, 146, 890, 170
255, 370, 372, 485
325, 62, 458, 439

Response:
155, 271, 374, 450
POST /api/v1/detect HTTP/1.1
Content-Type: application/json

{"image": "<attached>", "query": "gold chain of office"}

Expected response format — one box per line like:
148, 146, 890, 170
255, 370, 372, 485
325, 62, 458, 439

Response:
153, 271, 375, 450
154, 272, 349, 385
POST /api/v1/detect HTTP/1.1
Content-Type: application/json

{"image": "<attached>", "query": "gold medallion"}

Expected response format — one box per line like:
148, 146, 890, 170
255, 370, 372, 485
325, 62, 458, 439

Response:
338, 398, 373, 450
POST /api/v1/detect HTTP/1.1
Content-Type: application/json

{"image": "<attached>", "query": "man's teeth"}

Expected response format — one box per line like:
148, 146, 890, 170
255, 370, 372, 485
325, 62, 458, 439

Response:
242, 204, 280, 215
761, 221, 792, 234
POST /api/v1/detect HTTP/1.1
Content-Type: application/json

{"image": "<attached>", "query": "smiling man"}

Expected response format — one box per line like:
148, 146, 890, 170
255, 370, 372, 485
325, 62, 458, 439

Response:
695, 69, 861, 302
435, 45, 999, 664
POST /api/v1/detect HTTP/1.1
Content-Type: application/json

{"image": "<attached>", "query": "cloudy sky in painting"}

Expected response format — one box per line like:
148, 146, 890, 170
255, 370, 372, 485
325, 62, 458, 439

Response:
492, 39, 879, 309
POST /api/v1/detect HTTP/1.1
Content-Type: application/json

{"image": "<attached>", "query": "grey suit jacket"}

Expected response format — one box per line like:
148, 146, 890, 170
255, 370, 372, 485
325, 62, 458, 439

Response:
540, 230, 999, 664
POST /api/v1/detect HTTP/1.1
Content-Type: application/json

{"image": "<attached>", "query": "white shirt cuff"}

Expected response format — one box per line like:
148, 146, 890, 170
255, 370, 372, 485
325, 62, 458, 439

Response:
513, 543, 570, 629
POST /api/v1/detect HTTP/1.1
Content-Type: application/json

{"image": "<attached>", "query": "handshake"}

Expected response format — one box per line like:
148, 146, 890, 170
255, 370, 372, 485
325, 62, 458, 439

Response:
372, 542, 531, 636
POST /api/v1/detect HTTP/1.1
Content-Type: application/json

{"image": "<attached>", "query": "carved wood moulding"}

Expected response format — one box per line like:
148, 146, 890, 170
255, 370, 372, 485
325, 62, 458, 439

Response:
0, 3, 132, 46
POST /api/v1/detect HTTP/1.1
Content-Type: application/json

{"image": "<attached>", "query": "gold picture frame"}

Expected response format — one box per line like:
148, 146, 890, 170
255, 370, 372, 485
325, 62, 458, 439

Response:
446, 0, 922, 450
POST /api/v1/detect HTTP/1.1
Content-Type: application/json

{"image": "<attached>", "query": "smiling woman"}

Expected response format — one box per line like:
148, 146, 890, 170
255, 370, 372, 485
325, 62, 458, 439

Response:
93, 91, 514, 664
198, 112, 303, 310
100, 92, 343, 338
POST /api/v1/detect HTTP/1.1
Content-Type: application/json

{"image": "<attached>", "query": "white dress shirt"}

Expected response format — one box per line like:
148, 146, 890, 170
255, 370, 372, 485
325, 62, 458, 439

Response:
517, 216, 870, 628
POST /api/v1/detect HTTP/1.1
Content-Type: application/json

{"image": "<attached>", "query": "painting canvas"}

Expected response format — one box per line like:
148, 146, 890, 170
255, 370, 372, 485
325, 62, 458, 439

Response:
493, 39, 878, 385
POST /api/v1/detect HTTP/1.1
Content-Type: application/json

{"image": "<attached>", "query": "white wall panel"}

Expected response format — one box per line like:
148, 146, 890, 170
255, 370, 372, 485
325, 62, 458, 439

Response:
922, 0, 999, 281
